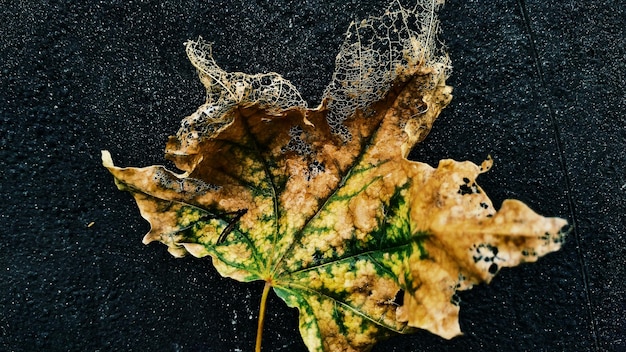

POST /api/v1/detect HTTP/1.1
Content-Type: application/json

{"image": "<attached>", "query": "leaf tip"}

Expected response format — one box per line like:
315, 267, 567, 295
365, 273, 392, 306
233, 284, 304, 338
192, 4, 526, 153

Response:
101, 150, 114, 168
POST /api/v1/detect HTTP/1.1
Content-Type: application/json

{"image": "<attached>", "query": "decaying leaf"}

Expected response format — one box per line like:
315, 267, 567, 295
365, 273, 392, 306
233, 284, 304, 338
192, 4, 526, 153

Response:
102, 1, 567, 351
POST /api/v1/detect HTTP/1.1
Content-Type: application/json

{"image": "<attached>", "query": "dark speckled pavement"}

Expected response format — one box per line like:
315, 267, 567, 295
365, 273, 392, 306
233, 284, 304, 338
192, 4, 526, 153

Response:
1, 1, 624, 351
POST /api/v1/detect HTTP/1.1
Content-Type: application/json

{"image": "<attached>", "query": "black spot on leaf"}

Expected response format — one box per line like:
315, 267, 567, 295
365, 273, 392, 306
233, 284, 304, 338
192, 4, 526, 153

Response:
393, 289, 405, 306
488, 263, 498, 274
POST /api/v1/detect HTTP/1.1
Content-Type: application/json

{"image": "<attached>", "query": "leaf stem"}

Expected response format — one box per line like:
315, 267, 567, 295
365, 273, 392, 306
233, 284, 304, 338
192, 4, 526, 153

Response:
255, 281, 271, 352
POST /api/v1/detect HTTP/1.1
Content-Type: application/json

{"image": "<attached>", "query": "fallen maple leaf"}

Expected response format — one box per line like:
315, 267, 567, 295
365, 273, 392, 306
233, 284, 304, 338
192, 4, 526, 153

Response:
102, 1, 567, 351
